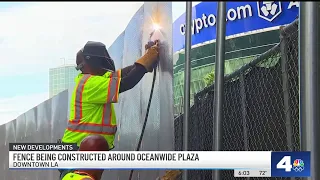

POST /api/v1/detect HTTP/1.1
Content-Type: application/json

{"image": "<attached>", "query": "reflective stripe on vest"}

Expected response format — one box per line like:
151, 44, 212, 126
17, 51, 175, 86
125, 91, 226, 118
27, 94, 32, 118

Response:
102, 70, 121, 125
67, 71, 120, 135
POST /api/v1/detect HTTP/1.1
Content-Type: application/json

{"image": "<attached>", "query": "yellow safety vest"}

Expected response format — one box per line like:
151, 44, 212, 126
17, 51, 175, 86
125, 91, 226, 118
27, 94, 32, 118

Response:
62, 70, 121, 149
62, 172, 94, 180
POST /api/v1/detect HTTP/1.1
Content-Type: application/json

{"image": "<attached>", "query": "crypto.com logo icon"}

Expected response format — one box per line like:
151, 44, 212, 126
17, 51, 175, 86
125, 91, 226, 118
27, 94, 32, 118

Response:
257, 1, 282, 22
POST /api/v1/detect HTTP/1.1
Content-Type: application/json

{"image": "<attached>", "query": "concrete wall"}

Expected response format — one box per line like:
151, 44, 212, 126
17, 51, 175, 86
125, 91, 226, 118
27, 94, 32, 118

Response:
0, 2, 173, 180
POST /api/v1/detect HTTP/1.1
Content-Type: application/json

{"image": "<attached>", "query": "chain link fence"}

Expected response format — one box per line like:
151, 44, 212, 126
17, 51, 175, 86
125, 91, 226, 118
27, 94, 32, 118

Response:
174, 19, 299, 180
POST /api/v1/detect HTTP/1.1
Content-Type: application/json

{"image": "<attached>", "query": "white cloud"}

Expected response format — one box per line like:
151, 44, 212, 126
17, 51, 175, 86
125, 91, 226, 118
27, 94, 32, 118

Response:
0, 92, 48, 125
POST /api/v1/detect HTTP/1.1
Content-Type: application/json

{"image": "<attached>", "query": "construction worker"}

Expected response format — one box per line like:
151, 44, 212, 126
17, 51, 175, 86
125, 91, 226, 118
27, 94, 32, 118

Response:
59, 41, 159, 179
62, 134, 109, 180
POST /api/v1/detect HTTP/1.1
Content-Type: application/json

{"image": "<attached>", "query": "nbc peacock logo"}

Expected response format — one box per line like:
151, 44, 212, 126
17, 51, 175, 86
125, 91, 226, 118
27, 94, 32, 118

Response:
293, 159, 304, 172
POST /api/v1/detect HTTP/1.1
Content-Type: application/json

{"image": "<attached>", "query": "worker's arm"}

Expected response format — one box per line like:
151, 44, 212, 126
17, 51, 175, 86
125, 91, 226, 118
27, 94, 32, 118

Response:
119, 63, 147, 93
118, 42, 159, 93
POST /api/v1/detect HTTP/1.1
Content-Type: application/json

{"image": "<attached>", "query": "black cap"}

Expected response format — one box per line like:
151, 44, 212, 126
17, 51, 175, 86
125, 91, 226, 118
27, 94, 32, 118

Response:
82, 41, 110, 58
81, 41, 115, 71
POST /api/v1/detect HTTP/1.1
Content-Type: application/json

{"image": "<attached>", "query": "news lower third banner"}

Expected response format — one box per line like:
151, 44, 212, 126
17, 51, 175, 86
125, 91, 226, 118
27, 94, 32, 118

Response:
9, 143, 310, 177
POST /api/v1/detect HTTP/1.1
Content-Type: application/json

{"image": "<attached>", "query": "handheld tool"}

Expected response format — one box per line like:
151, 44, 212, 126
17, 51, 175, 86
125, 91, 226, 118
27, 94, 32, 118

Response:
128, 30, 160, 180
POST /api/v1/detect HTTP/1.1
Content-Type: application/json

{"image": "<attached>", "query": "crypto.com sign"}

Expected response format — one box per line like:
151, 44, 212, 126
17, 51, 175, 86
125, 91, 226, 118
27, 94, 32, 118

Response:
173, 1, 299, 52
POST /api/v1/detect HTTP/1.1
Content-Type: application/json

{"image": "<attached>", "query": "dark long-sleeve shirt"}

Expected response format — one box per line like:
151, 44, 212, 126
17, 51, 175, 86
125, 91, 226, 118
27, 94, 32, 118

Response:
119, 63, 147, 93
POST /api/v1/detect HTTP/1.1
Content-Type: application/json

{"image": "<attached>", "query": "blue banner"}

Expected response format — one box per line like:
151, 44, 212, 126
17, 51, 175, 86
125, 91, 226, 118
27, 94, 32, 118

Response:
172, 1, 299, 52
271, 151, 311, 177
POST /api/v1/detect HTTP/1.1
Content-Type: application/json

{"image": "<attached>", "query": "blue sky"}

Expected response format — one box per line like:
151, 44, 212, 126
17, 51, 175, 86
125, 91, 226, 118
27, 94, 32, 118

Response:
0, 2, 26, 9
0, 72, 48, 98
0, 2, 200, 124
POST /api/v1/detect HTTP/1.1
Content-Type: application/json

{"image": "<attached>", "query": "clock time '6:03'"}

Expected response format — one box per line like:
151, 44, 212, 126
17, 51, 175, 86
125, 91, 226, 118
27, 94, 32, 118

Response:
238, 170, 250, 176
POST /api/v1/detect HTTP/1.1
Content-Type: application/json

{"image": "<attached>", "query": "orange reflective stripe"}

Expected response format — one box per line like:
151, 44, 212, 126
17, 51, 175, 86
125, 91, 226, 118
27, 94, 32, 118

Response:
73, 74, 91, 123
67, 123, 117, 135
102, 70, 120, 125
113, 70, 121, 102
102, 103, 111, 125
102, 72, 113, 125
69, 121, 117, 127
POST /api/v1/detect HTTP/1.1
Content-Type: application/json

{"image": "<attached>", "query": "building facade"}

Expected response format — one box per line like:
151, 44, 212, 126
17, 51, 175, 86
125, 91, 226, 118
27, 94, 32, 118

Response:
49, 65, 79, 97
172, 1, 299, 115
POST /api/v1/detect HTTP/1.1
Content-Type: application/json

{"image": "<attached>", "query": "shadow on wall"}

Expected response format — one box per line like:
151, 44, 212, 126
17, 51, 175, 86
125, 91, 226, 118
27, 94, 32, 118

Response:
0, 2, 174, 180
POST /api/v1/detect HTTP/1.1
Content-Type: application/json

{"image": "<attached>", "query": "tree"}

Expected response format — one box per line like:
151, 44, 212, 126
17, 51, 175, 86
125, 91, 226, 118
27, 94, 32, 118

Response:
203, 70, 215, 86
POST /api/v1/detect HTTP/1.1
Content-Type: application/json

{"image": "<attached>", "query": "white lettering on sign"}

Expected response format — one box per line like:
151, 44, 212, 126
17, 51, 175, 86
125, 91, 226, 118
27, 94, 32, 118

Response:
207, 14, 216, 26
237, 5, 253, 18
179, 24, 185, 35
179, 4, 253, 35
202, 14, 209, 28
178, 2, 298, 36
288, 1, 299, 9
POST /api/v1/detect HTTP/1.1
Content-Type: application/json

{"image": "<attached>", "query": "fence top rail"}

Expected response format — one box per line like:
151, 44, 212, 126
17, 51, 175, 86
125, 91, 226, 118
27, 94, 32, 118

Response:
280, 18, 299, 37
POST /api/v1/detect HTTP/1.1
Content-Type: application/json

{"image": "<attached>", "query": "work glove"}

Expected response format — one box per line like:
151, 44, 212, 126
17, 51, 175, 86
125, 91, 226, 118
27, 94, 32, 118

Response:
161, 170, 181, 180
136, 42, 159, 72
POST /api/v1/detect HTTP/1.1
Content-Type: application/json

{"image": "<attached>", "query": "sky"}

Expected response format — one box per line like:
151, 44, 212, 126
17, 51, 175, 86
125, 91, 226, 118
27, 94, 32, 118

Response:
0, 2, 200, 125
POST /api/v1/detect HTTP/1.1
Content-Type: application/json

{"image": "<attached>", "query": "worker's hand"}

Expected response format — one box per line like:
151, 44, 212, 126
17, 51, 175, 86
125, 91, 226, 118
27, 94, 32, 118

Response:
136, 41, 159, 72
161, 170, 181, 180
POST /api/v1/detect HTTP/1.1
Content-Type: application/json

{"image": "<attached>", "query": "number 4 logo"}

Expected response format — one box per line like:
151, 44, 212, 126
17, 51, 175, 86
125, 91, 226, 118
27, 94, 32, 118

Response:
277, 156, 293, 172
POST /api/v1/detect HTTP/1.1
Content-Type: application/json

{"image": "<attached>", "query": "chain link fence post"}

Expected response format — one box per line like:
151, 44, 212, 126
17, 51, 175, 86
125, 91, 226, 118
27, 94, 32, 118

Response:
183, 1, 192, 180
213, 2, 227, 180
280, 26, 294, 152
299, 2, 320, 180
280, 25, 295, 180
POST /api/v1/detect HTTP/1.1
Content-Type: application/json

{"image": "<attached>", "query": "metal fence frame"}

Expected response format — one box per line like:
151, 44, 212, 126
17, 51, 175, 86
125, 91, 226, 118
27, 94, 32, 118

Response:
212, 2, 226, 180
177, 16, 309, 179
181, 1, 320, 177
299, 2, 320, 180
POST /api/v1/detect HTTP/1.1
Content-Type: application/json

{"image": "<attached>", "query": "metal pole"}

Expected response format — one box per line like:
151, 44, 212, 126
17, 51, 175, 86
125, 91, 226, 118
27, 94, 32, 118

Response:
280, 29, 293, 152
183, 1, 192, 180
239, 74, 249, 152
280, 29, 295, 180
213, 2, 226, 180
239, 74, 250, 180
299, 2, 320, 180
